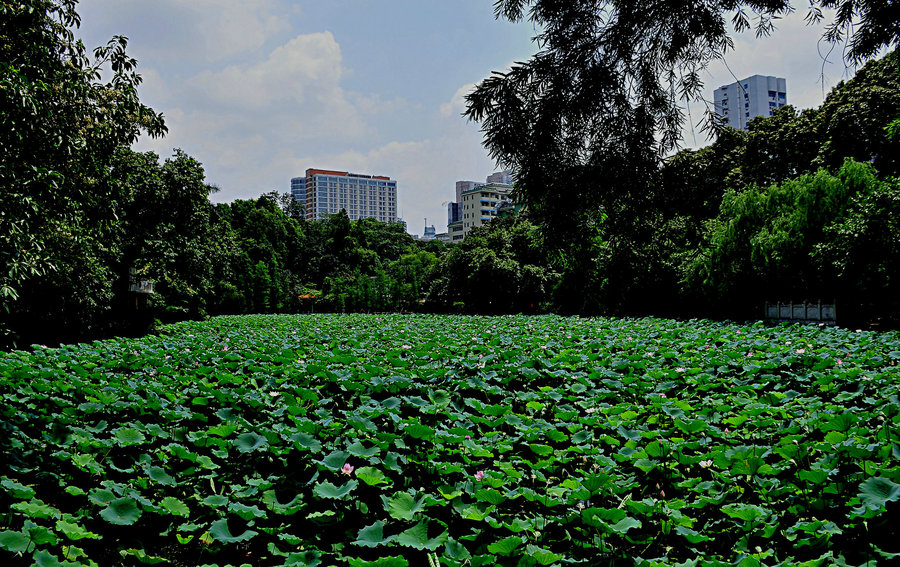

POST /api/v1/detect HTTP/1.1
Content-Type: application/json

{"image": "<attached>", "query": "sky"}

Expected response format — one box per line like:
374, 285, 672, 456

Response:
74, 1, 865, 236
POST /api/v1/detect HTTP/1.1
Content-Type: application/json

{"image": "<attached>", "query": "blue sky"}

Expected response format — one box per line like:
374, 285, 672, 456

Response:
75, 1, 860, 235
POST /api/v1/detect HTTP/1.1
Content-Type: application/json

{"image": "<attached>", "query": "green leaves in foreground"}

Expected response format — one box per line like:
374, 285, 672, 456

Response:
208, 519, 258, 543
313, 480, 358, 500
100, 497, 142, 526
858, 477, 900, 510
2, 313, 900, 566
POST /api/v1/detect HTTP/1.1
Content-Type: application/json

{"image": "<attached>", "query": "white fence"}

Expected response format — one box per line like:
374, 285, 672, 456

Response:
764, 301, 835, 323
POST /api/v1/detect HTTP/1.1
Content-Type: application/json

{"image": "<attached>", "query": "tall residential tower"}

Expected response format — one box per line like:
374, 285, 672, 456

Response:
713, 75, 787, 130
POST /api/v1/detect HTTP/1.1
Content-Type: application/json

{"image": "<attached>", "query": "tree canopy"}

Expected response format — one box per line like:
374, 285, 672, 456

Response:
466, 0, 900, 234
1, 0, 165, 341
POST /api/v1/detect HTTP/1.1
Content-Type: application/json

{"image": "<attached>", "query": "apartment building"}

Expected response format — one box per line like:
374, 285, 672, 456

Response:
291, 168, 397, 223
714, 75, 787, 130
459, 182, 512, 239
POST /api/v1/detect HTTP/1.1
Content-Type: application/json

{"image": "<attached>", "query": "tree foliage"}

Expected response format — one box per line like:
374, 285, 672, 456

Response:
466, 0, 899, 242
427, 217, 559, 313
1, 0, 165, 342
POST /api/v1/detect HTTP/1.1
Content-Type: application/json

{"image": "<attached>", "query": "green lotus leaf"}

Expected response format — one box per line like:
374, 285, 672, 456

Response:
206, 424, 237, 438
1, 479, 36, 499
228, 502, 267, 520
355, 466, 388, 486
676, 419, 708, 434
528, 443, 553, 457
201, 494, 229, 508
347, 557, 409, 567
56, 520, 100, 541
100, 497, 142, 526
395, 521, 447, 551
320, 450, 351, 470
473, 488, 506, 506
234, 432, 268, 453
33, 550, 61, 567
284, 550, 322, 566
120, 548, 167, 565
160, 496, 190, 517
0, 530, 31, 553
858, 476, 900, 510
675, 525, 710, 543
385, 491, 426, 521
290, 432, 323, 453
571, 430, 593, 444
722, 503, 769, 523
487, 535, 523, 555
88, 488, 116, 507
354, 520, 394, 548
313, 480, 358, 500
820, 413, 856, 432
114, 427, 146, 446
347, 441, 379, 458
12, 499, 60, 520
524, 545, 564, 566
147, 466, 177, 486
208, 518, 257, 543
443, 538, 472, 561
796, 466, 828, 484
404, 423, 435, 440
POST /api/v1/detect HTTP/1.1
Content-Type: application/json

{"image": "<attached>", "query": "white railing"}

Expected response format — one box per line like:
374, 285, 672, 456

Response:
765, 301, 835, 323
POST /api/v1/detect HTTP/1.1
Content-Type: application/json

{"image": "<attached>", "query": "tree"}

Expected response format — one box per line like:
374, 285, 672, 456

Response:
686, 158, 884, 318
466, 1, 899, 246
427, 217, 559, 313
114, 149, 216, 321
1, 0, 164, 344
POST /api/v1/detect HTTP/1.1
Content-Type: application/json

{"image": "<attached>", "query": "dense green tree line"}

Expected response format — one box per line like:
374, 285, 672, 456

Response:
0, 0, 445, 347
3, 144, 444, 346
449, 51, 900, 326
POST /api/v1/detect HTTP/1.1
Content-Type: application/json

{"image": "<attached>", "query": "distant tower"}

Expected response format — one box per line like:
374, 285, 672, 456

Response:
423, 218, 436, 240
713, 75, 787, 130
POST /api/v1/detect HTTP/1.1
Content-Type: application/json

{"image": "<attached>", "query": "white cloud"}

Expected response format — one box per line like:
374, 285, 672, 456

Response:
134, 32, 374, 199
192, 0, 289, 59
440, 82, 476, 117
78, 0, 290, 63
189, 32, 347, 109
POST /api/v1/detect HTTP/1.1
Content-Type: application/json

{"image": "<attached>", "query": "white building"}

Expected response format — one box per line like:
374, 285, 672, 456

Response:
291, 168, 397, 223
713, 75, 787, 130
459, 182, 512, 239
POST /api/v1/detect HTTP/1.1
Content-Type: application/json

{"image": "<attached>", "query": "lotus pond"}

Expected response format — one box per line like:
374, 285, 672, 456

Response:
1, 314, 898, 566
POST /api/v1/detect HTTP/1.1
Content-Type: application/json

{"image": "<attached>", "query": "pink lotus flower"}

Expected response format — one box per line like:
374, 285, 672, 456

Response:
474, 470, 484, 481
341, 463, 354, 476
659, 393, 667, 398
465, 435, 471, 440
836, 359, 843, 365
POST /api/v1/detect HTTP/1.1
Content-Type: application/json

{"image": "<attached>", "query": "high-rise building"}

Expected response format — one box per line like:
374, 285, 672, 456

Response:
291, 168, 397, 223
486, 170, 513, 185
714, 75, 787, 130
447, 202, 461, 225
